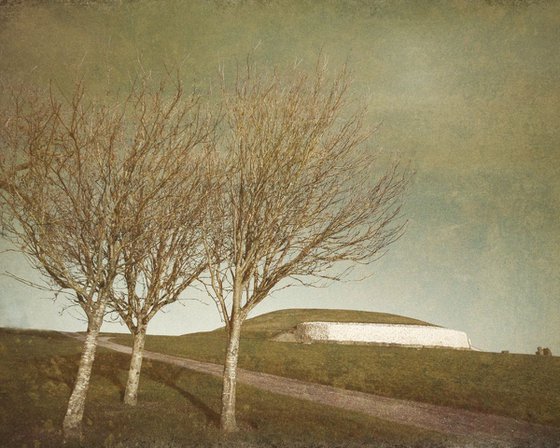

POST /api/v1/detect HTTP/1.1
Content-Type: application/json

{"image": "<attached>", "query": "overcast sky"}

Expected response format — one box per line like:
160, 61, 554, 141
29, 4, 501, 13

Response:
1, 0, 559, 355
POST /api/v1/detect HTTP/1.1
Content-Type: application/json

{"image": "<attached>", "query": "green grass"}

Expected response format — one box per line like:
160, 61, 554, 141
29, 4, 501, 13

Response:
112, 309, 560, 428
0, 327, 459, 448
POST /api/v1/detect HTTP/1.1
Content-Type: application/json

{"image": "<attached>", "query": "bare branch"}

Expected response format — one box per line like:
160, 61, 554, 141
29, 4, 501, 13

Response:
198, 58, 410, 432
202, 59, 409, 325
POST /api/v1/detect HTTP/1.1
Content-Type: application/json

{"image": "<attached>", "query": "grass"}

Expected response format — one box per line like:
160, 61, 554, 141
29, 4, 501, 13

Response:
111, 309, 560, 428
2, 313, 559, 447
0, 327, 460, 448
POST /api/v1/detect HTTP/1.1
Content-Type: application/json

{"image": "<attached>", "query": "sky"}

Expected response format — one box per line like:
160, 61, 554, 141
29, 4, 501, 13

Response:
0, 0, 559, 355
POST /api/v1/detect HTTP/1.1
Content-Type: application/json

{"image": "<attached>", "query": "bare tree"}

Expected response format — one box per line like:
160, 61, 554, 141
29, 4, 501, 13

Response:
0, 77, 214, 440
201, 61, 409, 432
0, 82, 131, 442
0, 83, 53, 191
108, 103, 216, 406
0, 161, 29, 190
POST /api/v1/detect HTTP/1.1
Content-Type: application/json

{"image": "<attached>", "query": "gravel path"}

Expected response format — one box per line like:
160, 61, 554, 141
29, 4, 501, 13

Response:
65, 333, 560, 447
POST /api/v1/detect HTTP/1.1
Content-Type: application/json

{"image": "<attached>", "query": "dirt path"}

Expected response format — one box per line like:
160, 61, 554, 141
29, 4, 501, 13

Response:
66, 333, 560, 446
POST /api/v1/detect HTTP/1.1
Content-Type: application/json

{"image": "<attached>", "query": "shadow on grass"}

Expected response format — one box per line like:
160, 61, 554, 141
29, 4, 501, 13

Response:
145, 362, 221, 426
33, 349, 220, 426
94, 353, 130, 401
34, 352, 129, 401
33, 354, 80, 390
29, 343, 223, 438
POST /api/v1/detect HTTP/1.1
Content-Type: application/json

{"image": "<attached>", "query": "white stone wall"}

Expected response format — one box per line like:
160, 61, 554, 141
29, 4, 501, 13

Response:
295, 322, 471, 349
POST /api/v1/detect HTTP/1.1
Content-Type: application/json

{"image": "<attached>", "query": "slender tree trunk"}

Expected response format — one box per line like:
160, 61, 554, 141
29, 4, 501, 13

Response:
220, 315, 242, 433
62, 299, 106, 443
123, 325, 146, 406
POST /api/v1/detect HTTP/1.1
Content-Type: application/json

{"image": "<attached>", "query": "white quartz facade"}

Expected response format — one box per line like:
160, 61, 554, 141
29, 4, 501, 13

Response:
295, 322, 471, 349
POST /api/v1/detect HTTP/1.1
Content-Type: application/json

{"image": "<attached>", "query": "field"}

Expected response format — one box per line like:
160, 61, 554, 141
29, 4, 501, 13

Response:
0, 327, 460, 448
2, 311, 560, 447
113, 309, 560, 428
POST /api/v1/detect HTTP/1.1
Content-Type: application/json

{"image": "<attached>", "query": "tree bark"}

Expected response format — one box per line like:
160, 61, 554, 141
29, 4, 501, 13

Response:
220, 315, 242, 433
62, 298, 106, 443
123, 325, 146, 406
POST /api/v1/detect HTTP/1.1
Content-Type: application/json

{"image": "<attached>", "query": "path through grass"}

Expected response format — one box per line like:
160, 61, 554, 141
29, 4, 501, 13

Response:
112, 310, 560, 428
0, 328, 457, 447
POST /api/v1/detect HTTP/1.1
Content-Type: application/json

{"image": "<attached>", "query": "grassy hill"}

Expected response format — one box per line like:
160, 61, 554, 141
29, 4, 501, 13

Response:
2, 307, 560, 447
237, 308, 435, 338
0, 327, 456, 447
110, 308, 560, 429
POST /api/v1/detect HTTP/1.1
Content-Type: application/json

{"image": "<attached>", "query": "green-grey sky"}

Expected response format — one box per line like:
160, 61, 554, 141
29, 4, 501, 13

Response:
1, 0, 559, 354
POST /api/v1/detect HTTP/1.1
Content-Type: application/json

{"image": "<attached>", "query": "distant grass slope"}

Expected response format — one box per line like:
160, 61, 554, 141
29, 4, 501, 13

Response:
112, 309, 560, 428
238, 308, 435, 338
0, 328, 457, 447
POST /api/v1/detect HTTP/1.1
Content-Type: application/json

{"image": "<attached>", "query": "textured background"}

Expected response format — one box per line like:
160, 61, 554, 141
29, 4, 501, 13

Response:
0, 0, 559, 355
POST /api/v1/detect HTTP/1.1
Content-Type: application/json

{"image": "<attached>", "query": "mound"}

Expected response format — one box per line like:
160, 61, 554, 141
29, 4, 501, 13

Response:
239, 308, 435, 339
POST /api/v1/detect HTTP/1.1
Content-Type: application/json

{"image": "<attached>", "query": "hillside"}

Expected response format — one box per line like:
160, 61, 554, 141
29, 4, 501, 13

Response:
235, 308, 435, 339
109, 309, 560, 428
1, 328, 450, 447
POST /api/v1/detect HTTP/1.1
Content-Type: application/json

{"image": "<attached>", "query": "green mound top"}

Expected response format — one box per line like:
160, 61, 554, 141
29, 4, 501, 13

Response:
239, 308, 435, 338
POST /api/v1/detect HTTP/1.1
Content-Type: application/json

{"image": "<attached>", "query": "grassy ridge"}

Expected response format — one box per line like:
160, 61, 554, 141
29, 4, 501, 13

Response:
0, 328, 457, 447
112, 309, 560, 427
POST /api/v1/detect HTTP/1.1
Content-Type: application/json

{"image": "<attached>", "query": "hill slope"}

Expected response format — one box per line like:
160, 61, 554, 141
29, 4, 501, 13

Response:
1, 328, 449, 447
211, 308, 435, 339
109, 308, 560, 428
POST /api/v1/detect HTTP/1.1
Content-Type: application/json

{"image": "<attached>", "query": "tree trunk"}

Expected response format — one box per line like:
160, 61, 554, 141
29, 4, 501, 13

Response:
62, 299, 106, 443
123, 325, 146, 406
220, 316, 242, 433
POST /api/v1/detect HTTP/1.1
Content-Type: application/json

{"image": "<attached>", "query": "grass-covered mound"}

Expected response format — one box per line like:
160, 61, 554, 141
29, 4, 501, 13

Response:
239, 308, 435, 339
112, 309, 560, 428
0, 327, 455, 447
